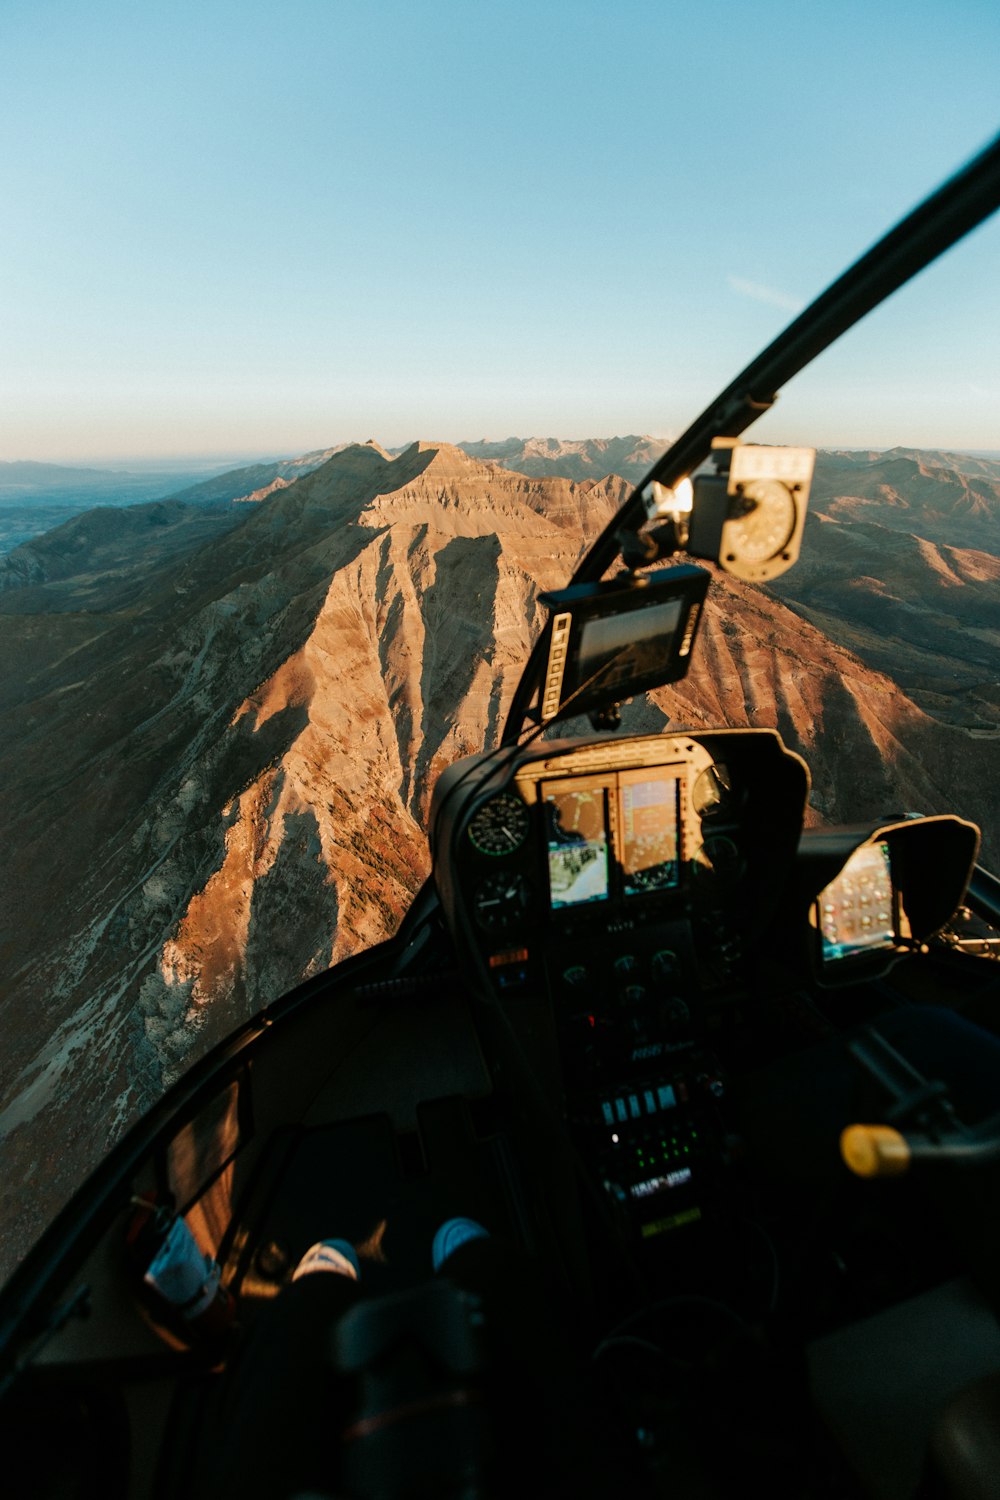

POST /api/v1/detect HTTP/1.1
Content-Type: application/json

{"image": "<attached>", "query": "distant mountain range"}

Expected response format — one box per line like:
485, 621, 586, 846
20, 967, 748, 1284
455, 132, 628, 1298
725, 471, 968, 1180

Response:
455, 434, 670, 484
0, 439, 665, 556
0, 435, 998, 1280
0, 457, 233, 556
0, 458, 240, 508
771, 448, 1000, 730
810, 448, 1000, 548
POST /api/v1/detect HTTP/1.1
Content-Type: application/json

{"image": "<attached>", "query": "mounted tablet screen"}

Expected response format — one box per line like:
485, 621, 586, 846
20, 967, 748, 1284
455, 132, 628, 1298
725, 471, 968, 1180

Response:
538, 566, 710, 725
576, 599, 685, 696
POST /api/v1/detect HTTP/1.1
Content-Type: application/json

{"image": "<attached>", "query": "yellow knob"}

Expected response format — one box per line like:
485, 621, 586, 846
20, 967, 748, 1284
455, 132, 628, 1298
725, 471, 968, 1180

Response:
840, 1125, 911, 1178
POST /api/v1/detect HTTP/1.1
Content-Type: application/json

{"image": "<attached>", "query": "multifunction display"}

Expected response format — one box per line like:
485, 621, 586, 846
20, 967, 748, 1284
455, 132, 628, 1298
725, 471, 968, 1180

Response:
575, 599, 685, 698
544, 777, 610, 909
542, 767, 683, 912
620, 771, 680, 895
537, 568, 709, 725
819, 841, 895, 961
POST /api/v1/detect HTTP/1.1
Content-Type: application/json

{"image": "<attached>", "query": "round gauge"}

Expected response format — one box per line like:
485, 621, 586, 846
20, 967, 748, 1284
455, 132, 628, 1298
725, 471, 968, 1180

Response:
472, 872, 530, 931
693, 835, 743, 892
651, 948, 679, 981
725, 479, 796, 564
692, 764, 733, 819
467, 792, 530, 856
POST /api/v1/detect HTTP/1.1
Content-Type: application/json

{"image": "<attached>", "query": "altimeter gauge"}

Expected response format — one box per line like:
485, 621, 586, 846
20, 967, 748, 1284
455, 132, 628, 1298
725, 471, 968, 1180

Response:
473, 873, 531, 930
467, 792, 530, 855
693, 835, 743, 892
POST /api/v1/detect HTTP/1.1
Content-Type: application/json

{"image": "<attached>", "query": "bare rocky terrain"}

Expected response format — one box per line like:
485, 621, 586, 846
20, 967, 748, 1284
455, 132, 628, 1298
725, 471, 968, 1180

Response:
0, 437, 997, 1280
455, 435, 670, 485
770, 449, 1000, 729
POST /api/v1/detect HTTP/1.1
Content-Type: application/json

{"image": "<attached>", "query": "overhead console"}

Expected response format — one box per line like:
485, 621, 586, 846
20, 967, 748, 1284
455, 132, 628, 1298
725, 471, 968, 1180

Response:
431, 728, 808, 1245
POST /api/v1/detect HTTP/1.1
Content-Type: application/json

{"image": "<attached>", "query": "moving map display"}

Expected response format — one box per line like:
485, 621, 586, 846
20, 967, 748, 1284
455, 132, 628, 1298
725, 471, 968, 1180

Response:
544, 778, 609, 909
620, 772, 680, 895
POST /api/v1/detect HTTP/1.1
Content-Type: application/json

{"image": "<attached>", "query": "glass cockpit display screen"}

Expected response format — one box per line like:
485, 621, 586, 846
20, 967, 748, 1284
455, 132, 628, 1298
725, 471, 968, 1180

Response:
820, 842, 895, 961
543, 777, 610, 909
619, 771, 680, 895
575, 599, 685, 696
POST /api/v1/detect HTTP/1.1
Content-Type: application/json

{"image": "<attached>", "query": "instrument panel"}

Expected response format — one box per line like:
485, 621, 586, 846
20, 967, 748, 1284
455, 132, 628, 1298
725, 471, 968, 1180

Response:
432, 729, 809, 1005
430, 729, 808, 1240
470, 758, 696, 933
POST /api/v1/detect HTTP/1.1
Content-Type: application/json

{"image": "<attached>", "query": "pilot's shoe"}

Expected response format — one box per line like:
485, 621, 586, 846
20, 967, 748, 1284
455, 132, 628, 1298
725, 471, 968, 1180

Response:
291, 1238, 361, 1281
432, 1217, 490, 1272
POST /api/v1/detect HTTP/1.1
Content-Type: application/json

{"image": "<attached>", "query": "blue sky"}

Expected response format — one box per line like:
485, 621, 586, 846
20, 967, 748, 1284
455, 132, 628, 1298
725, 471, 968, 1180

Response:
2, 0, 998, 462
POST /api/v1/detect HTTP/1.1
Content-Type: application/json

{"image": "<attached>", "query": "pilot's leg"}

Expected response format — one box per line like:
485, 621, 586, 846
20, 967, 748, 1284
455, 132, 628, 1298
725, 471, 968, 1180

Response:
194, 1240, 363, 1499
434, 1219, 613, 1496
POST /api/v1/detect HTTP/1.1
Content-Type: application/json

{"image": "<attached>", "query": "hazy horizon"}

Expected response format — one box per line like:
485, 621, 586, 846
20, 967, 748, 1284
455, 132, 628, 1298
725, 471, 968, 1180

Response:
5, 436, 1000, 474
5, 437, 1000, 476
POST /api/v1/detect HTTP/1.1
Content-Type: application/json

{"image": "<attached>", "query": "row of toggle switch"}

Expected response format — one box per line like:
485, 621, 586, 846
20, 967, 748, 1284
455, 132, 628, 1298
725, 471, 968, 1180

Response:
600, 1082, 678, 1125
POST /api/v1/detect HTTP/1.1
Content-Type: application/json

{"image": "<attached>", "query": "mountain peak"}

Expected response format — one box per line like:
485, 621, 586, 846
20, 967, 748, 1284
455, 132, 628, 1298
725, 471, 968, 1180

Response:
384, 441, 498, 488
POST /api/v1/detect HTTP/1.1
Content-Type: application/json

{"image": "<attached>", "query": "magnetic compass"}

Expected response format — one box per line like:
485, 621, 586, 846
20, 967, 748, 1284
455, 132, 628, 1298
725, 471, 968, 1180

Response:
724, 478, 797, 565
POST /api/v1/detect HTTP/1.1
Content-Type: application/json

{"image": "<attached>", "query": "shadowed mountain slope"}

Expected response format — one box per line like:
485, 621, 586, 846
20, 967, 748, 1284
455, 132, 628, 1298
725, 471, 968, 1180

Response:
164, 444, 367, 505
0, 498, 243, 599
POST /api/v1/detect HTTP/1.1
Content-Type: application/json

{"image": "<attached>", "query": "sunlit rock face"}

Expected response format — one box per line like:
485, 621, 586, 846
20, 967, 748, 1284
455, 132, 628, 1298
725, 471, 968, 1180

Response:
0, 438, 997, 1279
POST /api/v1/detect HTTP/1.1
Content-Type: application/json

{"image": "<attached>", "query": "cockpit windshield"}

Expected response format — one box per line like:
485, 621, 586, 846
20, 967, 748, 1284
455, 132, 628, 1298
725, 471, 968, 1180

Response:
0, 2, 998, 1294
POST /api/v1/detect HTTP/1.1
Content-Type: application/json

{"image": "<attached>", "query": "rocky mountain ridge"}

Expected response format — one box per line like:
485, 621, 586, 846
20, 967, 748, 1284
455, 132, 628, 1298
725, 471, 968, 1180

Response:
454, 434, 670, 484
810, 449, 1000, 551
768, 450, 1000, 730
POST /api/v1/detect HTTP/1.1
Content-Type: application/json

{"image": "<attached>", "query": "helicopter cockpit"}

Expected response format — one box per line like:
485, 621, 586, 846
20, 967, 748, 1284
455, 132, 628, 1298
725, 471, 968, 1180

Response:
1, 134, 999, 1500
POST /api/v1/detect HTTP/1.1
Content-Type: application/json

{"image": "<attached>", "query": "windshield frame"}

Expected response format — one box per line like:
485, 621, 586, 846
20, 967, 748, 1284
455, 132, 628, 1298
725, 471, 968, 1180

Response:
501, 131, 1000, 745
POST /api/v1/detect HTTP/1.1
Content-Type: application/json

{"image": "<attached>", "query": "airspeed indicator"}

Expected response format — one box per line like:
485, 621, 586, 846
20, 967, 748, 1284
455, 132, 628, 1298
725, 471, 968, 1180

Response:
467, 792, 530, 856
